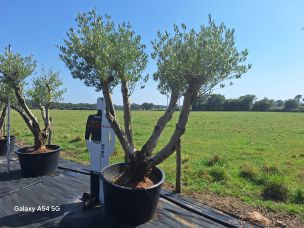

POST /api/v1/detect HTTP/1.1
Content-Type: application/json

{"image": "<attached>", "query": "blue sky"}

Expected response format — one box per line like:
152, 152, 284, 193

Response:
1, 0, 303, 105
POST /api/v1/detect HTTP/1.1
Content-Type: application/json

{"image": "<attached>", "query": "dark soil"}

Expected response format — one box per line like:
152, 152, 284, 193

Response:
163, 182, 304, 228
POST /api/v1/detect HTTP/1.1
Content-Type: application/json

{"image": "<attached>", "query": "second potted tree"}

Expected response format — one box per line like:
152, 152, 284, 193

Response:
0, 52, 65, 177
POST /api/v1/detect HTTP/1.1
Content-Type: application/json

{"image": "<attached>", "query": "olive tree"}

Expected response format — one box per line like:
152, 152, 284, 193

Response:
59, 10, 251, 184
0, 51, 62, 150
27, 69, 66, 144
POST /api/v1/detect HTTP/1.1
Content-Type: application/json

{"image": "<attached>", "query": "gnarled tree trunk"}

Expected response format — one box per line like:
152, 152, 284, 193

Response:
1, 82, 51, 151
121, 80, 134, 150
0, 105, 7, 138
101, 82, 135, 162
141, 92, 179, 157
101, 77, 202, 185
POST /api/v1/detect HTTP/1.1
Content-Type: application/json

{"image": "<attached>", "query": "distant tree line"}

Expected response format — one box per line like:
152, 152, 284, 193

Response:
26, 99, 168, 111
192, 94, 304, 112
25, 94, 303, 112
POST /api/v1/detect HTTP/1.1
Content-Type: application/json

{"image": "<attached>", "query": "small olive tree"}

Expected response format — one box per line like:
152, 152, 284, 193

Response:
27, 69, 66, 144
59, 10, 251, 184
0, 52, 63, 150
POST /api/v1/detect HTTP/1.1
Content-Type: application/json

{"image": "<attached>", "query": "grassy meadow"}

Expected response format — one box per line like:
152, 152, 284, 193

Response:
9, 110, 304, 217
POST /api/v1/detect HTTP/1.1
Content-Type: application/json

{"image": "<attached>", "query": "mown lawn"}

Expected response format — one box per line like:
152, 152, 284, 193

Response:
9, 110, 304, 217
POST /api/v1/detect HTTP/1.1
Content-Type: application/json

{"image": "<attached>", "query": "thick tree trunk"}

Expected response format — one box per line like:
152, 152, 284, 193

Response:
34, 130, 48, 150
0, 105, 7, 138
15, 106, 48, 150
13, 86, 46, 151
121, 80, 134, 150
40, 106, 48, 127
141, 92, 179, 157
11, 104, 36, 137
40, 106, 51, 142
101, 82, 135, 162
48, 117, 53, 145
115, 80, 201, 185
14, 85, 40, 126
101, 77, 202, 186
148, 79, 202, 168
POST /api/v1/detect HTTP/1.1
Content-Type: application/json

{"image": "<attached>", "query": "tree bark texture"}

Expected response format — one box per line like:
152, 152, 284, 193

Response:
148, 79, 202, 168
121, 80, 134, 150
141, 92, 179, 157
0, 105, 7, 138
101, 82, 135, 162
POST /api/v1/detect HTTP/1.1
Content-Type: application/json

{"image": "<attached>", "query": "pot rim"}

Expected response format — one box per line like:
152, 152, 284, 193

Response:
15, 144, 61, 155
101, 162, 165, 191
0, 135, 16, 141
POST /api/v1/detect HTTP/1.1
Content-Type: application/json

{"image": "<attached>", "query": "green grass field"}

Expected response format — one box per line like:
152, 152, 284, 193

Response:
9, 110, 304, 217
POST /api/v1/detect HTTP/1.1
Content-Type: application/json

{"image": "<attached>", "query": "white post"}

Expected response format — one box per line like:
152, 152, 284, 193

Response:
99, 97, 115, 204
6, 97, 10, 173
85, 97, 115, 204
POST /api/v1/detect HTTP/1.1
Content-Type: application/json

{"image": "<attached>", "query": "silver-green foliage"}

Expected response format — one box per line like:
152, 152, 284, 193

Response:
151, 15, 251, 96
27, 69, 66, 108
59, 9, 148, 93
0, 52, 36, 87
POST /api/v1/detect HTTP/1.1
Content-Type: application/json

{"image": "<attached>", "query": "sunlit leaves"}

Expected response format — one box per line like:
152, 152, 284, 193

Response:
27, 69, 66, 108
152, 15, 251, 96
0, 52, 36, 87
59, 9, 148, 93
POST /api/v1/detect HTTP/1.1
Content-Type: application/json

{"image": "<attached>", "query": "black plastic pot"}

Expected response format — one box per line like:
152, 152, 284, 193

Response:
0, 135, 16, 156
101, 162, 165, 225
15, 145, 61, 178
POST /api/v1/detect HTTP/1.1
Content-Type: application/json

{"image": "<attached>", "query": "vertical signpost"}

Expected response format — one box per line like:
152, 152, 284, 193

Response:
6, 97, 10, 173
85, 97, 115, 205
99, 97, 115, 203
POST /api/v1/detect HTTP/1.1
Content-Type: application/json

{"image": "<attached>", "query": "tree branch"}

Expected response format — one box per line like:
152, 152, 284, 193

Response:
121, 80, 134, 149
14, 85, 40, 128
0, 104, 7, 137
141, 92, 179, 157
101, 82, 135, 161
148, 79, 202, 167
13, 85, 46, 149
10, 104, 36, 135
0, 105, 7, 129
40, 106, 47, 127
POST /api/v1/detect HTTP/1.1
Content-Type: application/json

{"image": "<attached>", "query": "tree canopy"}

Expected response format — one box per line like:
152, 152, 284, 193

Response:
0, 51, 36, 87
151, 15, 251, 97
59, 9, 148, 93
27, 69, 66, 108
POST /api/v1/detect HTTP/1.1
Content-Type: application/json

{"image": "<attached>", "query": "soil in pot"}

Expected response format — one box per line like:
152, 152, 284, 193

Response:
15, 145, 61, 178
101, 163, 165, 225
112, 173, 156, 189
0, 135, 16, 156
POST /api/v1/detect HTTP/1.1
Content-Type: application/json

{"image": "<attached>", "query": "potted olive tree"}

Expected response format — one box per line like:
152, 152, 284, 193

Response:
0, 52, 65, 177
27, 69, 66, 145
59, 10, 251, 225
